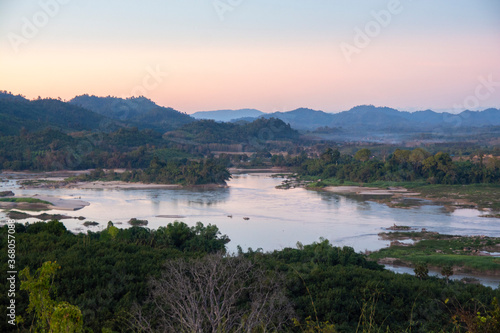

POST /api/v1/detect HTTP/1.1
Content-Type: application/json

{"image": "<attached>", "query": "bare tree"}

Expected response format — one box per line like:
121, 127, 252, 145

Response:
130, 253, 294, 332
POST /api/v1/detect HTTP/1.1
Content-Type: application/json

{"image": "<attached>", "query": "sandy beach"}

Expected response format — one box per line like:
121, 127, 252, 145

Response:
323, 186, 421, 196
65, 181, 182, 190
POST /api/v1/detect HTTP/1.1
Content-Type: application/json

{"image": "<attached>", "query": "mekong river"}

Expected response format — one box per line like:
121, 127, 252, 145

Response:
1, 173, 499, 287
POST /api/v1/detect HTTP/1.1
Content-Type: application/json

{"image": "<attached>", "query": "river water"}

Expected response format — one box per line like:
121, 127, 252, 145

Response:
1, 173, 499, 287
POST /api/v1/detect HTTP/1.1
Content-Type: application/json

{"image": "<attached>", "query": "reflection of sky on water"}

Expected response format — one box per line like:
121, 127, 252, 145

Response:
2, 173, 500, 287
1, 174, 499, 254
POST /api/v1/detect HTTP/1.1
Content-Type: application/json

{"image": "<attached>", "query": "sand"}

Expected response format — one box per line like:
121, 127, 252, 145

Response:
323, 186, 421, 196
0, 194, 90, 211
65, 181, 181, 190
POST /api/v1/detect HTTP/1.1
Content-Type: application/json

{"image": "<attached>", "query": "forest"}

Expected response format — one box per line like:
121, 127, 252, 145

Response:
70, 156, 231, 186
296, 148, 500, 185
1, 221, 499, 332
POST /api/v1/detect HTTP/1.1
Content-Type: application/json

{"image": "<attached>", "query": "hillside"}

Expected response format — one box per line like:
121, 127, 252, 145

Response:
0, 95, 112, 135
70, 95, 194, 131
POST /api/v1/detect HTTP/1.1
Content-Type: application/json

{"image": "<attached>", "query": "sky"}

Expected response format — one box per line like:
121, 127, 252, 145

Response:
1, 0, 499, 113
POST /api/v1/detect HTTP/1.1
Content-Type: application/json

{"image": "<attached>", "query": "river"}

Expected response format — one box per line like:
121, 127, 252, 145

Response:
1, 172, 499, 288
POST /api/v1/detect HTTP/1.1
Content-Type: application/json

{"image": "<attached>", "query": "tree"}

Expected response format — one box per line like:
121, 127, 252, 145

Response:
441, 265, 454, 284
131, 253, 293, 332
19, 261, 83, 333
354, 149, 371, 162
414, 262, 429, 280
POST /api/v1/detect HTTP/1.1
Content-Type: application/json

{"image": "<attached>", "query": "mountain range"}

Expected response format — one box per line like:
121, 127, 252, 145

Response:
192, 109, 264, 122
227, 105, 500, 131
1, 91, 498, 137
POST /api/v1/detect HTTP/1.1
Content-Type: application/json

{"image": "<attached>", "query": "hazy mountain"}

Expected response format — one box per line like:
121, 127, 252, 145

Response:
0, 95, 111, 135
240, 105, 500, 131
192, 109, 264, 122
70, 95, 194, 131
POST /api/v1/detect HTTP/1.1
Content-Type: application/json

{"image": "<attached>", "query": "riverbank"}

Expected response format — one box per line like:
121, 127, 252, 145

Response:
0, 194, 90, 211
370, 230, 500, 278
302, 178, 500, 212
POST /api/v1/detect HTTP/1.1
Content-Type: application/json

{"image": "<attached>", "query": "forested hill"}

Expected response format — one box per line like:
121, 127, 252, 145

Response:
70, 94, 194, 131
164, 118, 300, 144
0, 95, 112, 136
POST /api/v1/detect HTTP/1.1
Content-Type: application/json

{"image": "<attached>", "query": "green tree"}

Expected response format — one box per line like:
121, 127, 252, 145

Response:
354, 149, 371, 162
441, 265, 454, 284
414, 262, 429, 280
19, 261, 83, 333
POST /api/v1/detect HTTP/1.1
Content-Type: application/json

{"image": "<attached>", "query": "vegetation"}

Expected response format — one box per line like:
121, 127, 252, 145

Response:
371, 232, 500, 273
166, 117, 299, 144
0, 198, 52, 205
299, 147, 500, 186
2, 221, 500, 332
128, 218, 148, 226
19, 261, 83, 332
69, 156, 231, 185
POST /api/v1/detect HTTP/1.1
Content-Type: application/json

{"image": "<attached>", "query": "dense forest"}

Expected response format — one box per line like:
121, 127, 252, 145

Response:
1, 221, 499, 332
296, 148, 500, 185
72, 156, 231, 185
165, 117, 299, 144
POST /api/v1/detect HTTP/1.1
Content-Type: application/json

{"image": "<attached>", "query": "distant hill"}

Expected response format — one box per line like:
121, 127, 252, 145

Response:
192, 109, 264, 122
242, 105, 500, 131
0, 95, 111, 135
70, 95, 194, 131
164, 117, 299, 145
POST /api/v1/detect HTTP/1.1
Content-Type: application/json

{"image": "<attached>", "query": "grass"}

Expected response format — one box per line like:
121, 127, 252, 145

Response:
370, 233, 500, 273
305, 177, 500, 210
19, 179, 57, 186
0, 197, 52, 205
408, 183, 500, 210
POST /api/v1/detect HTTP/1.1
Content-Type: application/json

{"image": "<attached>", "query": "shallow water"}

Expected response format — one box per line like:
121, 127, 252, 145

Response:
1, 173, 499, 287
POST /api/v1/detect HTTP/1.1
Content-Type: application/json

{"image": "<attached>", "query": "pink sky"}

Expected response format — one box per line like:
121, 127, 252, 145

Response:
1, 1, 499, 113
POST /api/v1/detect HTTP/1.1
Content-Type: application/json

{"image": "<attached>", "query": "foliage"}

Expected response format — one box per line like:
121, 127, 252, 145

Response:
370, 233, 500, 273
72, 156, 231, 185
0, 220, 229, 332
1, 223, 500, 332
297, 147, 500, 185
0, 198, 52, 204
19, 261, 83, 333
166, 117, 299, 145
413, 262, 429, 280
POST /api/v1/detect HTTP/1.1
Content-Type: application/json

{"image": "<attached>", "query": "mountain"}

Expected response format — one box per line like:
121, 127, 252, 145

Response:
70, 95, 194, 131
192, 109, 264, 122
0, 95, 111, 135
239, 105, 500, 131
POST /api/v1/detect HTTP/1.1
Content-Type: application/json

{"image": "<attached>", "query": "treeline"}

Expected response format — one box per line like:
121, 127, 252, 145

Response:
165, 117, 300, 144
298, 148, 500, 184
0, 118, 301, 172
73, 156, 231, 185
0, 127, 195, 171
1, 221, 499, 332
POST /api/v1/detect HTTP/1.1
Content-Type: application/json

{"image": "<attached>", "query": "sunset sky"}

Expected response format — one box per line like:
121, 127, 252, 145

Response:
1, 0, 499, 113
